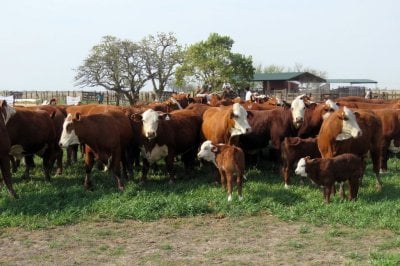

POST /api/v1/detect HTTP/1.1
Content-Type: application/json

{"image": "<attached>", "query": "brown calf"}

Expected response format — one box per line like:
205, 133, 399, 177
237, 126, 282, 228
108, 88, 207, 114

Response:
295, 153, 364, 204
197, 140, 245, 201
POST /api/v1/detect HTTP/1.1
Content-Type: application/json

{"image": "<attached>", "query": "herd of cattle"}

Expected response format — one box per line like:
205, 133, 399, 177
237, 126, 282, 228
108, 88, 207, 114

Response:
0, 92, 399, 203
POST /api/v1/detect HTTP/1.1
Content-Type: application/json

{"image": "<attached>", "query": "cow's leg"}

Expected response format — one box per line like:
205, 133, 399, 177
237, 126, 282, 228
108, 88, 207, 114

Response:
339, 181, 346, 200
348, 178, 359, 201
139, 158, 150, 185
23, 155, 35, 179
226, 172, 233, 202
281, 161, 290, 189
0, 156, 17, 198
66, 144, 78, 167
110, 150, 124, 191
237, 174, 243, 201
54, 146, 63, 176
10, 156, 19, 173
323, 186, 331, 204
379, 139, 390, 173
370, 147, 382, 191
42, 146, 57, 182
84, 148, 95, 190
165, 152, 176, 184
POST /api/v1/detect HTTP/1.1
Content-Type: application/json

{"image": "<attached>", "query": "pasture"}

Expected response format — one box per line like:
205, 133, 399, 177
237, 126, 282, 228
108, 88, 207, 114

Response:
0, 152, 400, 264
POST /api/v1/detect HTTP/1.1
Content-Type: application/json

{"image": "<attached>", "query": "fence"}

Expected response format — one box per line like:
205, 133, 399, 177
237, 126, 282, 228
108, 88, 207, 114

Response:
1, 88, 400, 106
0, 90, 175, 105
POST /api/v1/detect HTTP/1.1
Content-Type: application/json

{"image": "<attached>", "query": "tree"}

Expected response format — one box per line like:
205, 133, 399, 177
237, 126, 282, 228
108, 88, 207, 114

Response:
175, 33, 254, 92
255, 64, 286, 73
140, 32, 184, 99
75, 36, 149, 105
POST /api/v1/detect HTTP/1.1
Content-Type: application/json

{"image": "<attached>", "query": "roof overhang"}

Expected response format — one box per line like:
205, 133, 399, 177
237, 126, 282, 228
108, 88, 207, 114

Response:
253, 72, 326, 83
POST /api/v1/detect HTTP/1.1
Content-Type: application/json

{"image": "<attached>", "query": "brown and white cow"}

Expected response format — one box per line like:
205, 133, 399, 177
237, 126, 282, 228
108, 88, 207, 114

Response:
295, 153, 364, 204
0, 100, 17, 198
197, 140, 245, 201
281, 137, 321, 188
317, 106, 383, 190
132, 108, 202, 184
7, 107, 58, 181
59, 110, 134, 191
297, 99, 339, 138
201, 103, 251, 145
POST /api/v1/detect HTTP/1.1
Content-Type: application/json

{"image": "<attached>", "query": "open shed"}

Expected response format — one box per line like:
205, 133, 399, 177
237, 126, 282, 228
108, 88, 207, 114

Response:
252, 72, 326, 93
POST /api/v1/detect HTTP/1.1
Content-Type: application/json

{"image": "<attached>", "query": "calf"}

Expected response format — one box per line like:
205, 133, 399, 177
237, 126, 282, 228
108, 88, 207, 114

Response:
197, 140, 245, 202
281, 137, 321, 188
295, 153, 364, 204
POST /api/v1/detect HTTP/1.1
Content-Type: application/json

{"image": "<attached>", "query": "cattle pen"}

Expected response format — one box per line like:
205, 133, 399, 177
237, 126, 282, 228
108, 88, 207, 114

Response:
1, 88, 400, 106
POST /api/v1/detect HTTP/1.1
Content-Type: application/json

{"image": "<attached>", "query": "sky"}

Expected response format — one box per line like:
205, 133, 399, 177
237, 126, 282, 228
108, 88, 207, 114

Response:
1, 0, 399, 91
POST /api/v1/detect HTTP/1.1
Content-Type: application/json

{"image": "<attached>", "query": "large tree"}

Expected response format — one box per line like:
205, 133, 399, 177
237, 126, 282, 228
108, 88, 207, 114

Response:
75, 36, 149, 105
140, 32, 184, 99
175, 33, 254, 91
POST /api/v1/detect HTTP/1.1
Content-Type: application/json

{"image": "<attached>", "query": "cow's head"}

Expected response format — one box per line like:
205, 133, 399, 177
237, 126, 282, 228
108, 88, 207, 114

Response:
197, 140, 218, 164
59, 113, 81, 147
229, 103, 251, 137
290, 94, 307, 128
0, 100, 16, 124
322, 99, 339, 120
294, 157, 309, 177
136, 109, 169, 140
336, 106, 362, 140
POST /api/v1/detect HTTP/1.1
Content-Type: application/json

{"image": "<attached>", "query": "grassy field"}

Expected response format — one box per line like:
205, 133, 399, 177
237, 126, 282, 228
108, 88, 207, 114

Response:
1, 154, 400, 264
1, 154, 399, 232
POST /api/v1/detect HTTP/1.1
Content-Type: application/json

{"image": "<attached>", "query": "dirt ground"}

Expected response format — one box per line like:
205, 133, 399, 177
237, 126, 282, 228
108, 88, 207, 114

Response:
0, 213, 398, 265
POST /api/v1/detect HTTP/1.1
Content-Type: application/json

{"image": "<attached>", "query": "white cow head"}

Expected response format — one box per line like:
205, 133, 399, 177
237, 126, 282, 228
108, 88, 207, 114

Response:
0, 100, 16, 124
197, 140, 218, 164
138, 109, 169, 140
336, 107, 362, 140
59, 113, 81, 147
291, 94, 307, 129
294, 157, 308, 177
230, 103, 251, 137
322, 99, 339, 120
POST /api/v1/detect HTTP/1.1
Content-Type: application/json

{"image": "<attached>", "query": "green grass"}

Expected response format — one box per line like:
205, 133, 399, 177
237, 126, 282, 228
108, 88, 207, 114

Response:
1, 155, 400, 234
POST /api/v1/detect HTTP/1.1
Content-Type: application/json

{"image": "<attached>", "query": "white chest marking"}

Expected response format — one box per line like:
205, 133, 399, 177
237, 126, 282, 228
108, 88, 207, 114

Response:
140, 144, 168, 164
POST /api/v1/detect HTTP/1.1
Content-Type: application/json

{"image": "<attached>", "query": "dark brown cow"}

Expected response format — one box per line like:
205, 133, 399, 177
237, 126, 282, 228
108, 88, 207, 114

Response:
7, 107, 58, 181
297, 99, 339, 138
281, 137, 321, 188
202, 103, 251, 145
197, 140, 245, 201
317, 107, 383, 190
132, 108, 202, 184
0, 101, 17, 198
59, 111, 134, 190
370, 109, 400, 173
295, 153, 364, 204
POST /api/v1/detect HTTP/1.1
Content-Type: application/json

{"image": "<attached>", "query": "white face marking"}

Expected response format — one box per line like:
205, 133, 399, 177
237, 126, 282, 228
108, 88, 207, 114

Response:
230, 103, 251, 137
291, 94, 306, 128
141, 109, 160, 140
322, 99, 339, 120
197, 140, 217, 164
2, 103, 16, 124
59, 114, 80, 147
336, 107, 362, 141
295, 158, 308, 177
140, 144, 168, 164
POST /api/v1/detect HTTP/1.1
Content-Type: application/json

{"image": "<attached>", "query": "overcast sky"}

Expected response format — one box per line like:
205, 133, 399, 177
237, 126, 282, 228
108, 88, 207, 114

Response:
1, 0, 399, 91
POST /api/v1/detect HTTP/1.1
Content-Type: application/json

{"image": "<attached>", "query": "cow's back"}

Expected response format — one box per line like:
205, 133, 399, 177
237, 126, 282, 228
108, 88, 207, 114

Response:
202, 106, 232, 144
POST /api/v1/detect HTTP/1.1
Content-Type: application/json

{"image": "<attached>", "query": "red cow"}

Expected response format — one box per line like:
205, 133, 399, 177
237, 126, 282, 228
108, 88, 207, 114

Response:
281, 137, 321, 188
59, 110, 134, 190
197, 140, 245, 201
295, 154, 364, 204
132, 108, 202, 184
7, 107, 58, 181
317, 106, 383, 190
201, 103, 251, 145
0, 101, 17, 198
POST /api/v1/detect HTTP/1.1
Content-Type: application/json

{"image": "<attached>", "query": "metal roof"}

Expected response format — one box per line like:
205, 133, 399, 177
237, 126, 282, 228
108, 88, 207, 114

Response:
253, 72, 326, 83
326, 79, 377, 84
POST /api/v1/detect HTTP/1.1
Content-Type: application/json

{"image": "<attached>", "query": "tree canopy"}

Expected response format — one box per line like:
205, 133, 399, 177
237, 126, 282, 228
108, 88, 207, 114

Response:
175, 33, 254, 92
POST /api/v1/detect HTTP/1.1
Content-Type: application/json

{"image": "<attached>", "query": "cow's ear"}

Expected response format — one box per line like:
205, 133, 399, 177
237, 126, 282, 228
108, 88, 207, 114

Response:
354, 111, 361, 119
304, 156, 311, 161
247, 110, 254, 119
73, 112, 82, 121
159, 113, 170, 121
229, 110, 237, 119
337, 110, 346, 120
211, 145, 219, 153
50, 111, 56, 119
131, 113, 142, 122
